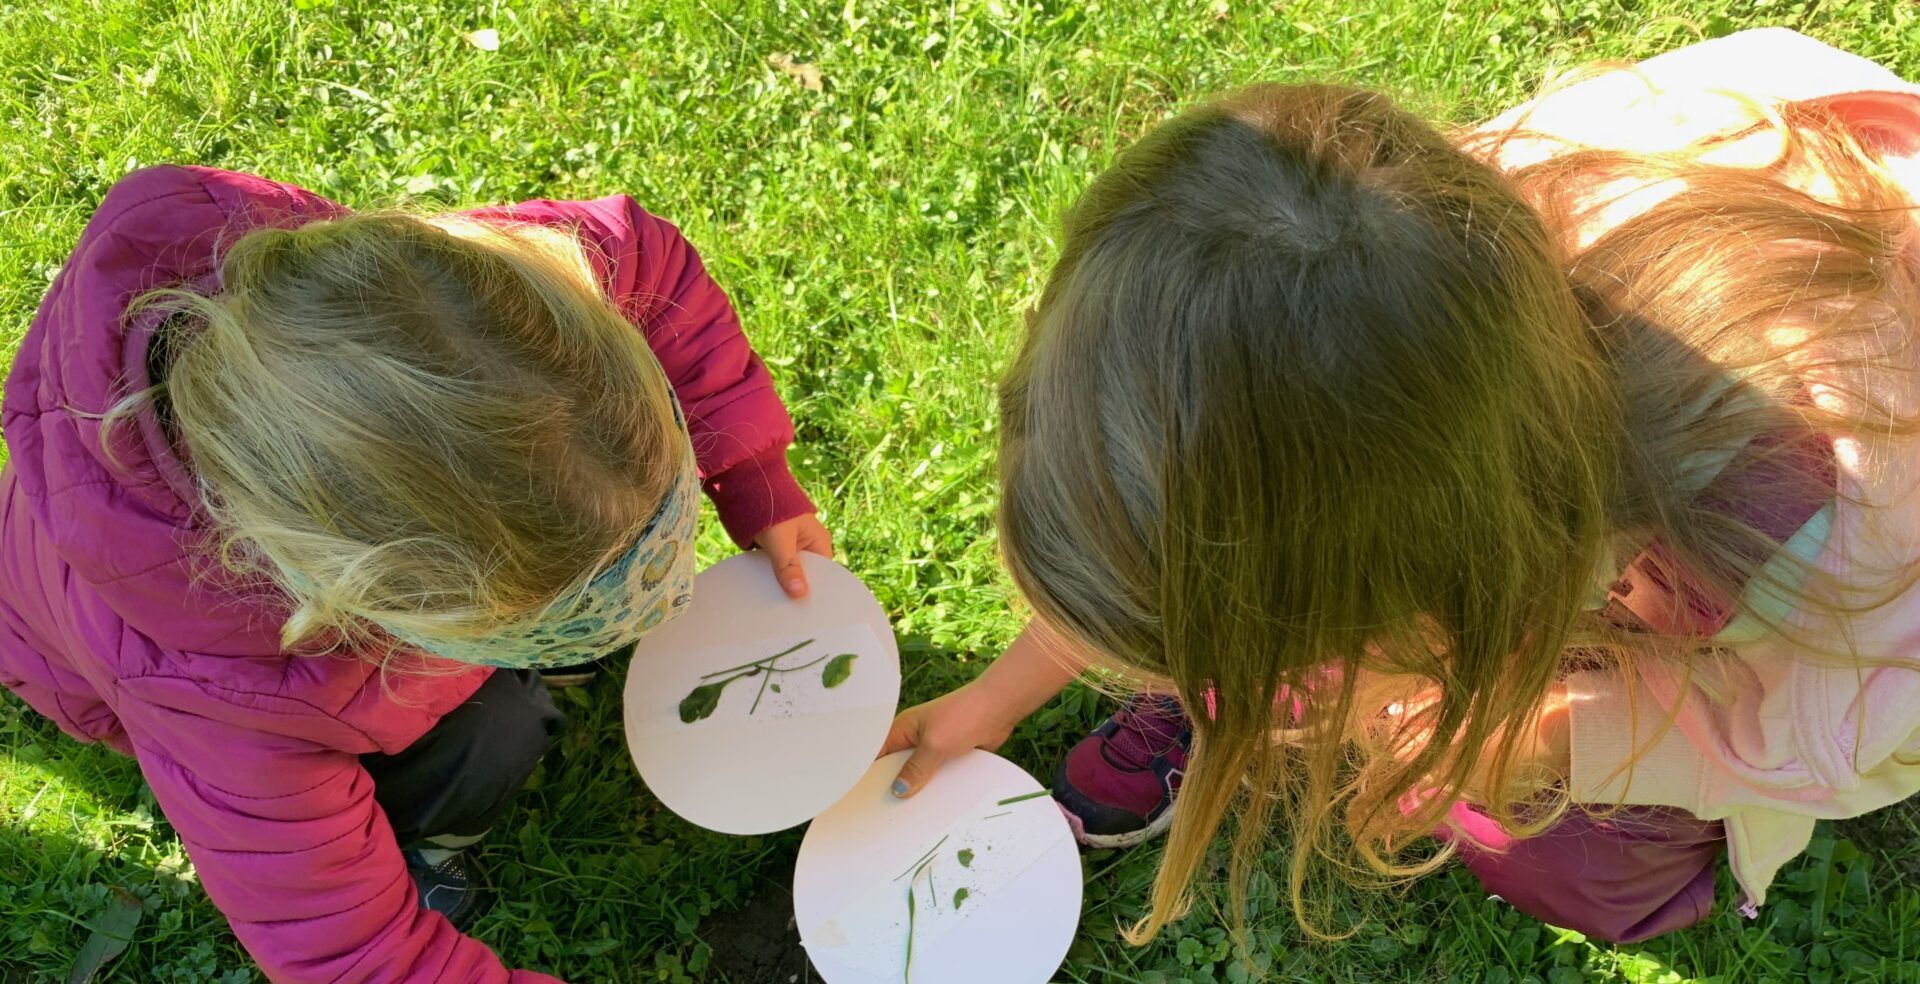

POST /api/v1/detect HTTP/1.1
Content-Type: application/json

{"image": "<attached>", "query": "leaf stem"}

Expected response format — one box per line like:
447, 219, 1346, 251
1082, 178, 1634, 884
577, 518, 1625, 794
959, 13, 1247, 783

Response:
709, 667, 762, 688
771, 651, 835, 675
700, 638, 816, 679
751, 652, 835, 715
749, 662, 776, 715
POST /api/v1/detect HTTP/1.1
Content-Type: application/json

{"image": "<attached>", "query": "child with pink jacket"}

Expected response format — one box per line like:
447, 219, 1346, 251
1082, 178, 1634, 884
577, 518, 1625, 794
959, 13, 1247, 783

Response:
0, 167, 831, 981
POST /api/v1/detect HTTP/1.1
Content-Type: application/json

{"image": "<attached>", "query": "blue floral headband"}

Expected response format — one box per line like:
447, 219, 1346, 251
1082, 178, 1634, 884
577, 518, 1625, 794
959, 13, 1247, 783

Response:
379, 437, 700, 669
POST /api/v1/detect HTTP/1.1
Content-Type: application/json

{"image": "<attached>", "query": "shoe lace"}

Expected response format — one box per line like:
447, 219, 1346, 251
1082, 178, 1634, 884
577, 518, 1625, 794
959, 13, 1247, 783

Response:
1103, 694, 1190, 771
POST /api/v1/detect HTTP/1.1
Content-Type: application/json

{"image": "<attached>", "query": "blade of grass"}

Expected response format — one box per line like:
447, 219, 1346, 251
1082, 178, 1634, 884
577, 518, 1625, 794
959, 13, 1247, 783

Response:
700, 638, 816, 679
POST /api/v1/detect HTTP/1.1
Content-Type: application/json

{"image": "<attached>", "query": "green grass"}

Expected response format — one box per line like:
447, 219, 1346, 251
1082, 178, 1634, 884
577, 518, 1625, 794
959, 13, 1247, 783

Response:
4, 0, 1920, 981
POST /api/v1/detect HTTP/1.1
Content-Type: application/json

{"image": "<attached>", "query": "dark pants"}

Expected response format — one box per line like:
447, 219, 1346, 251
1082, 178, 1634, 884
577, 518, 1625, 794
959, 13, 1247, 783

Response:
361, 668, 564, 848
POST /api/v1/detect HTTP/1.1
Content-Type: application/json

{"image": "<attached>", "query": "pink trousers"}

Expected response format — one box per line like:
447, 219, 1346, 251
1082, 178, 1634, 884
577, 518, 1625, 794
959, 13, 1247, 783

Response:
1440, 803, 1727, 943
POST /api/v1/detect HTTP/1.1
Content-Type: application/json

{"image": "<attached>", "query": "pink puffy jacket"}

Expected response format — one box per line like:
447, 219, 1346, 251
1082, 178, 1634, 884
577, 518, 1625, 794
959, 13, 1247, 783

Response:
0, 166, 815, 982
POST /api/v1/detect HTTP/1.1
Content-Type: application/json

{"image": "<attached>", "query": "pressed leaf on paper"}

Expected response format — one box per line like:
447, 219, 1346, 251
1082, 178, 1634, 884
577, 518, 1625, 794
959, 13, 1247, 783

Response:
822, 653, 857, 688
679, 681, 726, 723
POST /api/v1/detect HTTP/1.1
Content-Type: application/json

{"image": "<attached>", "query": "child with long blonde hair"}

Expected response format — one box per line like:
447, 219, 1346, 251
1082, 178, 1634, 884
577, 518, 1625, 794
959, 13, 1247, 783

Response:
0, 166, 829, 981
886, 29, 1920, 946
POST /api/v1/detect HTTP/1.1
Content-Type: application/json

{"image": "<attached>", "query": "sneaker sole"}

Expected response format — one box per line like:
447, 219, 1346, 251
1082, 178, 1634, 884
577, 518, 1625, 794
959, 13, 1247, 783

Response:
1064, 800, 1177, 850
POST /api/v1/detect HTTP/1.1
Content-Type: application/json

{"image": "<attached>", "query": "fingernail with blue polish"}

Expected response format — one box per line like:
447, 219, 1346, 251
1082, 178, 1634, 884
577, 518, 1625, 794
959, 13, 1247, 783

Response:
892, 780, 909, 798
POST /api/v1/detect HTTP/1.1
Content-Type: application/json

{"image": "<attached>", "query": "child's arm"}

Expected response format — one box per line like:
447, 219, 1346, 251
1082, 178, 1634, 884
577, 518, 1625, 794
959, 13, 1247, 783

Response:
1563, 660, 1920, 815
469, 197, 817, 553
116, 687, 562, 984
1474, 28, 1920, 172
882, 620, 1091, 797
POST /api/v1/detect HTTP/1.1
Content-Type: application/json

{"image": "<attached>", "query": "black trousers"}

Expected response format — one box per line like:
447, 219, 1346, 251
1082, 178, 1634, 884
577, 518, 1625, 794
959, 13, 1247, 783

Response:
360, 668, 565, 847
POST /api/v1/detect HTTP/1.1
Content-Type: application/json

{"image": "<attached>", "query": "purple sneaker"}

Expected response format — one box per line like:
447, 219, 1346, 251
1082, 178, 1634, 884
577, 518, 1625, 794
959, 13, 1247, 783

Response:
1052, 694, 1192, 849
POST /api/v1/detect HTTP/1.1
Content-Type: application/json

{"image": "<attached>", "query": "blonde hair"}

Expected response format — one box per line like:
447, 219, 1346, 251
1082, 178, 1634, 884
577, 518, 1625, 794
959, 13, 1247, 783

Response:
999, 79, 1917, 947
131, 212, 683, 652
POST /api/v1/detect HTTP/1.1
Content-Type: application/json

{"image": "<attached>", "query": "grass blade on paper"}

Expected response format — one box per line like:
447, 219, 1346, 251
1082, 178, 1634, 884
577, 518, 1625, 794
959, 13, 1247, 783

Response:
904, 874, 919, 984
995, 790, 1050, 806
895, 835, 949, 881
701, 639, 814, 679
749, 659, 776, 714
903, 853, 941, 984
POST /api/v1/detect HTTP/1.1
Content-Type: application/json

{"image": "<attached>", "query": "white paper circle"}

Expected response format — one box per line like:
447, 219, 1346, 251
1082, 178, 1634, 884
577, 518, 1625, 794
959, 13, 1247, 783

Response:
795, 750, 1083, 984
623, 552, 901, 834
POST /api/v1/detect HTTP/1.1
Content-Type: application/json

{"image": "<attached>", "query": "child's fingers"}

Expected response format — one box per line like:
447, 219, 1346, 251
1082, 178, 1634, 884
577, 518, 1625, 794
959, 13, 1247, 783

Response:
892, 745, 948, 799
772, 552, 810, 598
753, 528, 811, 598
878, 715, 920, 758
800, 519, 835, 559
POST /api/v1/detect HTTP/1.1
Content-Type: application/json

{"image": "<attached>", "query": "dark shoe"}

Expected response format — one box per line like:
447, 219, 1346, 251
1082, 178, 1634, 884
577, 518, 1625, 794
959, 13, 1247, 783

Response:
403, 849, 491, 931
537, 640, 636, 689
1051, 694, 1192, 849
536, 664, 598, 688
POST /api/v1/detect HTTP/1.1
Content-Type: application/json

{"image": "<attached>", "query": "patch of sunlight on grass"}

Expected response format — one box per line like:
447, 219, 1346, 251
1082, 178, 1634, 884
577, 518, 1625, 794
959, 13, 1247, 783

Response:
1604, 949, 1708, 984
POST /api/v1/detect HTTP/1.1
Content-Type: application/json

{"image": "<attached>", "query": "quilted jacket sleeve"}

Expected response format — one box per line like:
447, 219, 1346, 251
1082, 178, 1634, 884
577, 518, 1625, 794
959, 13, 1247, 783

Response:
468, 195, 817, 547
116, 676, 565, 984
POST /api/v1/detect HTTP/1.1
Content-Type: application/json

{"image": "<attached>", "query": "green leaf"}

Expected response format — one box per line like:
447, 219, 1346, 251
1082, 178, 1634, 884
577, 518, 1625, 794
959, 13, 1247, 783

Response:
952, 887, 969, 908
821, 653, 857, 688
687, 940, 713, 975
678, 681, 726, 723
67, 887, 144, 984
957, 848, 974, 868
770, 683, 782, 693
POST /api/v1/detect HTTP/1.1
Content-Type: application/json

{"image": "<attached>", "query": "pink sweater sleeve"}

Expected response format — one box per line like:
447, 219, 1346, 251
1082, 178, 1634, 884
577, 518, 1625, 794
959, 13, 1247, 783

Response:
116, 681, 564, 984
469, 196, 817, 547
1542, 31, 1920, 819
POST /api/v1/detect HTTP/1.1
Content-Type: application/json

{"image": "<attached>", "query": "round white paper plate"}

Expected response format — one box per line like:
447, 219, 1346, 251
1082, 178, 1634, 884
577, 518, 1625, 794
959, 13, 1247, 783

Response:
623, 552, 901, 834
794, 750, 1083, 984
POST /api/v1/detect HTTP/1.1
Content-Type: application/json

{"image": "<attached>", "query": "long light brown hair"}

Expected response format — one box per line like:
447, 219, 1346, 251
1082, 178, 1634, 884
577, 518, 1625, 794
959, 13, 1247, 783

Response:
125, 212, 683, 652
998, 80, 1917, 945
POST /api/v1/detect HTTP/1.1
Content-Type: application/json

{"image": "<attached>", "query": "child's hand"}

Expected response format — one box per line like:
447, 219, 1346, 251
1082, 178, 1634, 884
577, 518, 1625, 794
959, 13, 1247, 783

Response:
880, 681, 1025, 798
752, 514, 834, 598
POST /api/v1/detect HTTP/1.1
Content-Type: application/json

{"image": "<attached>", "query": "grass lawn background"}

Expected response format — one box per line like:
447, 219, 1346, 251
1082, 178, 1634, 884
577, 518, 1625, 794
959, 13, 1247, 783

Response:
3, 1, 1918, 981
